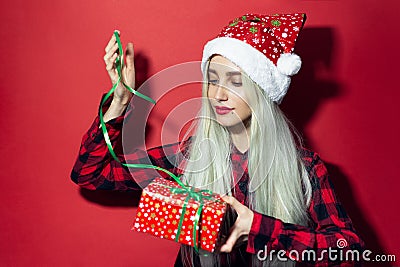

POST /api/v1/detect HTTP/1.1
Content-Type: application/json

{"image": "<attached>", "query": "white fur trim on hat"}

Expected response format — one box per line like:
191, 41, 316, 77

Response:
201, 37, 295, 104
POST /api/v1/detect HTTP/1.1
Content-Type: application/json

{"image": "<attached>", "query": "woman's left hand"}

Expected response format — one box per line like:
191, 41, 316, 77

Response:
220, 196, 254, 253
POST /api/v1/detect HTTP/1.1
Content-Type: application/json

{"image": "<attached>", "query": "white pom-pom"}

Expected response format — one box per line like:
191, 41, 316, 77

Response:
277, 53, 302, 76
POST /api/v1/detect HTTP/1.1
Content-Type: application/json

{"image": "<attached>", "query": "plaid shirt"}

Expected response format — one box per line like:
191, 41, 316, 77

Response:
71, 95, 364, 266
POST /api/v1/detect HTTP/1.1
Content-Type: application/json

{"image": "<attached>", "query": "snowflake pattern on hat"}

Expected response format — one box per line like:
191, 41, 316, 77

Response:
217, 13, 306, 65
201, 13, 306, 104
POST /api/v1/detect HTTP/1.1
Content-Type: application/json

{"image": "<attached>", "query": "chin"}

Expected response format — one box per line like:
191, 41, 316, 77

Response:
215, 118, 245, 129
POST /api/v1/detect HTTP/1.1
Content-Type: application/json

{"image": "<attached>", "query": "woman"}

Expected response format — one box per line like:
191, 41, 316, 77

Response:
71, 13, 364, 266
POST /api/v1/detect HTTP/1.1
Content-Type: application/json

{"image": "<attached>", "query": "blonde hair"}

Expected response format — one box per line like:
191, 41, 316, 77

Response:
176, 58, 312, 266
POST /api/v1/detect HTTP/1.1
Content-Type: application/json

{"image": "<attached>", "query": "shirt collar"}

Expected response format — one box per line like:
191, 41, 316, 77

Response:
231, 143, 249, 159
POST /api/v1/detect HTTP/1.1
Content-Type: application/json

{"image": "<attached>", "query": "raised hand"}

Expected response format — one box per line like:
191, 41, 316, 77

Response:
103, 32, 135, 121
103, 31, 135, 106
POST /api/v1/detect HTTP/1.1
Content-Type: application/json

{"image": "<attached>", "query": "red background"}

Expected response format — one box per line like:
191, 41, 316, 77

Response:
1, 0, 399, 266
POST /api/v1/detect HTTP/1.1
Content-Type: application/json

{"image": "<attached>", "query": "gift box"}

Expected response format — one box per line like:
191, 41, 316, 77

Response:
132, 177, 227, 252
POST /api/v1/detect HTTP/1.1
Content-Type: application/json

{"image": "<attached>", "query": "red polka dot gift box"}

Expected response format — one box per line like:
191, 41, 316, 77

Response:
132, 177, 227, 252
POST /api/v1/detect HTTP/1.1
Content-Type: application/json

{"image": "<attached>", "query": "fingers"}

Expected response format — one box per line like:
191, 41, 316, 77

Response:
103, 32, 135, 90
220, 195, 241, 253
219, 195, 254, 253
104, 31, 121, 67
220, 225, 239, 253
103, 43, 119, 64
221, 195, 246, 214
105, 53, 118, 71
104, 33, 117, 53
125, 42, 134, 70
103, 33, 121, 79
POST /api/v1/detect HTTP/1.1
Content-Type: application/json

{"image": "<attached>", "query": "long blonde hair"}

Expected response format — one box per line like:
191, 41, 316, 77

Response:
176, 58, 312, 266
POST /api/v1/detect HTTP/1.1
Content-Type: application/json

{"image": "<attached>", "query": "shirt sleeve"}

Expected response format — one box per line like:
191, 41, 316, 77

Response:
245, 152, 365, 266
70, 93, 187, 191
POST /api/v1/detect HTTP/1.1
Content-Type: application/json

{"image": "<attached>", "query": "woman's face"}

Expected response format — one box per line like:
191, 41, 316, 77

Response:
207, 55, 252, 129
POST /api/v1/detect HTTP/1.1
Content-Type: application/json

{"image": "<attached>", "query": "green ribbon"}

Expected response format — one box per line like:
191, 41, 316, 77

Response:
99, 30, 213, 253
99, 30, 180, 181
170, 186, 213, 252
112, 31, 156, 105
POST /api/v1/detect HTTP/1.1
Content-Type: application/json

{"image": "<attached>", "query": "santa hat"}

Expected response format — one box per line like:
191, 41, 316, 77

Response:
201, 13, 306, 104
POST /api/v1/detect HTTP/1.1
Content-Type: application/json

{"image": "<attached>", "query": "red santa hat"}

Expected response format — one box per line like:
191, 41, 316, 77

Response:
201, 13, 306, 104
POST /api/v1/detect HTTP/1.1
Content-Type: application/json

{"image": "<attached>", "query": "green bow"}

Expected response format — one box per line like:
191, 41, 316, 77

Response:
170, 186, 213, 252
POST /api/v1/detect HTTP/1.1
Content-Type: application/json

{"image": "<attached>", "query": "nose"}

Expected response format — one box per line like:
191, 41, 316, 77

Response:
213, 84, 228, 101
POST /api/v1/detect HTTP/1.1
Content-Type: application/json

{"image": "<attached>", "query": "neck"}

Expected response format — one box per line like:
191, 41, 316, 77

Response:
228, 122, 251, 154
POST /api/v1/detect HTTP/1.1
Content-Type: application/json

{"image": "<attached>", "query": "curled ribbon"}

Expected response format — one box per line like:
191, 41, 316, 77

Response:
112, 31, 156, 105
99, 30, 213, 253
99, 30, 179, 180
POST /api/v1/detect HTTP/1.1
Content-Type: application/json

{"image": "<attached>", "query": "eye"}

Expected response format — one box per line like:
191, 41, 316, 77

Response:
231, 81, 243, 87
208, 79, 219, 86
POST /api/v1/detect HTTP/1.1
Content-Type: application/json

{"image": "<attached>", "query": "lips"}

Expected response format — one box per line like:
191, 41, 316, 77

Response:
215, 106, 234, 115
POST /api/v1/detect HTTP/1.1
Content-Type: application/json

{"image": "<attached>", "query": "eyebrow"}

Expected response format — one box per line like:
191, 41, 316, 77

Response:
208, 68, 242, 77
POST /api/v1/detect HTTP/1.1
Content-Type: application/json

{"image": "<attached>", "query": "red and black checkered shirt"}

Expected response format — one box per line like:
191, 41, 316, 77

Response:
71, 95, 364, 266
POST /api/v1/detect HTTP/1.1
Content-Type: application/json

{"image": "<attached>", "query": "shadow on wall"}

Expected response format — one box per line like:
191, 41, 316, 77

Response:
78, 28, 389, 266
282, 27, 390, 266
